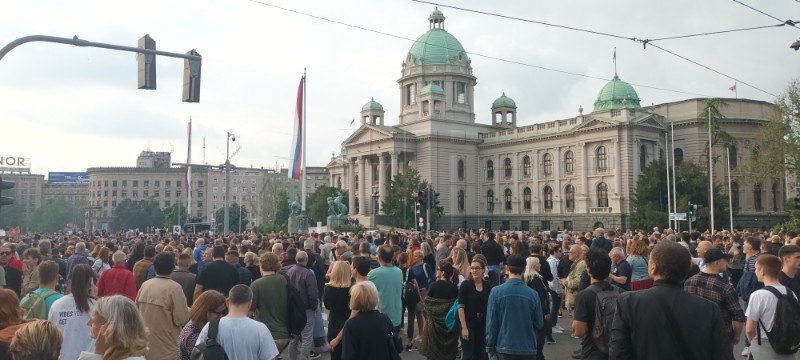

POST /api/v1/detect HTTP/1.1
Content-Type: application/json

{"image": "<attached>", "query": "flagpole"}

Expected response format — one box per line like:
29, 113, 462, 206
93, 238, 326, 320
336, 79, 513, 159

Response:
708, 107, 715, 231
665, 132, 672, 228
301, 68, 307, 213
671, 122, 678, 231
727, 147, 734, 230
187, 118, 192, 219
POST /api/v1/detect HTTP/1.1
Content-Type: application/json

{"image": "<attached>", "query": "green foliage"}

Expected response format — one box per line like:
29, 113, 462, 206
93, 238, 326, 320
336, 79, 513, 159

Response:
0, 188, 28, 230
631, 160, 730, 232
253, 223, 287, 234
703, 98, 736, 149
163, 202, 187, 229
380, 168, 443, 229
307, 185, 346, 225
213, 202, 249, 232
335, 224, 365, 233
744, 80, 800, 182
31, 198, 85, 233
274, 191, 291, 226
113, 199, 164, 231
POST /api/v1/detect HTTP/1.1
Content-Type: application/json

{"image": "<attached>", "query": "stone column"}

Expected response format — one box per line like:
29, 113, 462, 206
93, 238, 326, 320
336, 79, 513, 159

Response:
348, 158, 356, 215
378, 154, 386, 213
614, 139, 622, 201
359, 157, 368, 215
494, 154, 500, 210
555, 147, 562, 213
390, 152, 399, 183
582, 142, 591, 210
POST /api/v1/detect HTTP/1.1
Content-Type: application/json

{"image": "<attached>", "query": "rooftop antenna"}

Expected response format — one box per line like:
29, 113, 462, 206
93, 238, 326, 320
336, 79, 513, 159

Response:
202, 137, 207, 165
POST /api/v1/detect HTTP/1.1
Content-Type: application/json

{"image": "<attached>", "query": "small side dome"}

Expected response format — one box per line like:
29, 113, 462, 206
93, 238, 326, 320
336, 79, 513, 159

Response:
361, 97, 384, 111
492, 92, 517, 108
592, 74, 643, 112
429, 7, 445, 20
420, 83, 445, 96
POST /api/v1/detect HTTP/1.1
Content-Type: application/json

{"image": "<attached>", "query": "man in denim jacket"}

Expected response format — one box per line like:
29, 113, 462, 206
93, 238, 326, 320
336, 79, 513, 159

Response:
486, 254, 544, 360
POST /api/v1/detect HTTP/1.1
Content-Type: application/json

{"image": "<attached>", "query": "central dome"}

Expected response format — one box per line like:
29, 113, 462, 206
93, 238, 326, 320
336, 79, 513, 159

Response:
592, 74, 643, 113
407, 9, 468, 66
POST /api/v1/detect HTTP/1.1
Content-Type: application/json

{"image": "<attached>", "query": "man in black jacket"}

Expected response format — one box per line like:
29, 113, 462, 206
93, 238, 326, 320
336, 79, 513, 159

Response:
610, 241, 733, 360
481, 232, 505, 276
590, 228, 612, 252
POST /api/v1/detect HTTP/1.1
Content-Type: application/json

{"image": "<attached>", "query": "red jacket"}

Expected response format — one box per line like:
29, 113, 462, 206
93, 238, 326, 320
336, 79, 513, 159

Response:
96, 264, 138, 300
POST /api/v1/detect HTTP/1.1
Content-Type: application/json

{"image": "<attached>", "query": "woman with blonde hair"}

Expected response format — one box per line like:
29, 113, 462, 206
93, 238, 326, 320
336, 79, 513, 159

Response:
340, 281, 398, 360
450, 247, 469, 282
78, 295, 148, 360
9, 320, 63, 360
244, 252, 261, 281
524, 257, 551, 360
323, 261, 352, 360
626, 237, 652, 290
177, 290, 226, 360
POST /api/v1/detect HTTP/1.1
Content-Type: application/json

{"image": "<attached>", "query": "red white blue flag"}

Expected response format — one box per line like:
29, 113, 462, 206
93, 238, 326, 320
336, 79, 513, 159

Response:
289, 76, 305, 180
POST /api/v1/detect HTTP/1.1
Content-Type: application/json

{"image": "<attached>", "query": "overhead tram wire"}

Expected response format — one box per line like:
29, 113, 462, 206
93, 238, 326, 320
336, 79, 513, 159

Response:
412, 0, 780, 97
732, 0, 799, 28
246, 0, 714, 98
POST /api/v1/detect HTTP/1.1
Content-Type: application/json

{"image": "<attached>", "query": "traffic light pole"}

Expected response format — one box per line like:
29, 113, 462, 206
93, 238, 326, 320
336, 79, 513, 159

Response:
426, 187, 431, 234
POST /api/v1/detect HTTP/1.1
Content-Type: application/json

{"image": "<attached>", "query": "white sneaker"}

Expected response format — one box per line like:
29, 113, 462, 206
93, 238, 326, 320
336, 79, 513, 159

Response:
551, 327, 564, 334
553, 325, 565, 332
741, 346, 749, 357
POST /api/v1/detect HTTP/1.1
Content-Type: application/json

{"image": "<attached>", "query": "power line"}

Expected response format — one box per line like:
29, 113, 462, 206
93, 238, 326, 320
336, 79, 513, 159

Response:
732, 0, 799, 28
245, 0, 716, 98
647, 23, 786, 42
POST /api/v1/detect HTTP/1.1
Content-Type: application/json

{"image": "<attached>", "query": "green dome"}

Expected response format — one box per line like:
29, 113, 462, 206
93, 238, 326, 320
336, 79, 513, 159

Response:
407, 9, 467, 66
420, 83, 445, 95
361, 97, 383, 111
430, 7, 444, 18
592, 74, 643, 112
492, 93, 517, 108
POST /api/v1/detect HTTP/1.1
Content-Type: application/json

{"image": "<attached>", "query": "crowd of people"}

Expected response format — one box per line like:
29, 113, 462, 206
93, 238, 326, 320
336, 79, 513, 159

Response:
0, 226, 798, 360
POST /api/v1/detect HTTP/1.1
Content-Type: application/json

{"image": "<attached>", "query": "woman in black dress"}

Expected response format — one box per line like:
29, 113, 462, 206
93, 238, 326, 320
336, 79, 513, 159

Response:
525, 256, 551, 360
457, 258, 492, 360
340, 281, 398, 360
323, 261, 352, 360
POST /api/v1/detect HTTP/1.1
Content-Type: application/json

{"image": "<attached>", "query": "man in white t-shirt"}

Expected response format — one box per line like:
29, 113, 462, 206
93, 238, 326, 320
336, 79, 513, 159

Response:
197, 284, 279, 360
745, 254, 796, 360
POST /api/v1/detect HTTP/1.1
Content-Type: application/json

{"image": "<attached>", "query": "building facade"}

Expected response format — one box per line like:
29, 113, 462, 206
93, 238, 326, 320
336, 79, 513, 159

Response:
328, 9, 784, 231
0, 173, 45, 225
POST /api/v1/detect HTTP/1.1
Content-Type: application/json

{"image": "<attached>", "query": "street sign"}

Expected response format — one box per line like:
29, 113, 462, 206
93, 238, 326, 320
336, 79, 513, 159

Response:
670, 212, 687, 221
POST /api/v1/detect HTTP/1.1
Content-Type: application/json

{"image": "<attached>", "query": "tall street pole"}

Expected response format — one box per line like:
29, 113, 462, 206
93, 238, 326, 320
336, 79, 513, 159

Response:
727, 147, 734, 231
708, 107, 715, 231
224, 132, 235, 235
665, 132, 672, 229
671, 122, 678, 231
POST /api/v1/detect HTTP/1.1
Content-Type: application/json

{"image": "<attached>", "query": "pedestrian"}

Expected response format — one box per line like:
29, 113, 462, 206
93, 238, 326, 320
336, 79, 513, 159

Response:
626, 238, 652, 290
1, 243, 23, 296
20, 248, 43, 297
226, 250, 252, 285
66, 243, 93, 285
251, 252, 290, 351
79, 295, 149, 360
590, 229, 612, 252
136, 252, 190, 360
286, 251, 320, 360
457, 258, 493, 360
8, 320, 62, 360
420, 261, 460, 360
778, 245, 800, 297
193, 245, 239, 300
171, 253, 197, 307
744, 254, 797, 360
132, 246, 155, 290
96, 251, 137, 300
49, 264, 95, 360
20, 259, 62, 319
608, 248, 632, 291
323, 261, 352, 360
738, 236, 762, 357
340, 281, 399, 360
91, 247, 112, 278
546, 243, 565, 341
408, 249, 435, 344
177, 290, 226, 360
524, 257, 550, 360
573, 247, 620, 360
367, 245, 403, 332
565, 244, 586, 312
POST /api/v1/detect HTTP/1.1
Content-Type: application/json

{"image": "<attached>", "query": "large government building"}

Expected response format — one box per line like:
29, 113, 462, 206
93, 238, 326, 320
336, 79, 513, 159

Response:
327, 8, 785, 231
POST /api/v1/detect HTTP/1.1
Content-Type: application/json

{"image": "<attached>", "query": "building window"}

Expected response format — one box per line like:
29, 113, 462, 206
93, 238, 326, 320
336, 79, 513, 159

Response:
487, 190, 494, 212
731, 182, 740, 210
543, 153, 553, 176
165, 190, 171, 198
487, 160, 494, 180
405, 83, 417, 105
457, 160, 465, 180
154, 190, 160, 197
133, 190, 138, 198
355, 176, 359, 190
754, 183, 763, 211
122, 180, 127, 188
522, 156, 531, 176
155, 181, 160, 188
104, 180, 108, 187
596, 146, 608, 170
564, 151, 574, 174
674, 148, 684, 165
458, 190, 465, 212
611, 109, 621, 117
454, 82, 467, 104
773, 182, 780, 211
112, 190, 117, 197
729, 146, 738, 169
541, 220, 551, 231
143, 190, 149, 197
521, 220, 530, 231
198, 181, 204, 188
176, 190, 181, 197
504, 158, 512, 178
565, 184, 575, 210
504, 189, 512, 210
133, 180, 138, 187
177, 180, 182, 188
543, 186, 553, 210
597, 182, 609, 207
144, 180, 149, 187
639, 145, 647, 170
165, 180, 171, 187
659, 149, 664, 161
121, 190, 127, 197
523, 187, 532, 210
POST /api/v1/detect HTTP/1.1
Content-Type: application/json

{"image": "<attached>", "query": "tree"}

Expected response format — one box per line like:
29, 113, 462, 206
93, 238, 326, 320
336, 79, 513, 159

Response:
214, 202, 249, 233
631, 160, 729, 231
0, 188, 28, 230
744, 80, 800, 181
113, 199, 164, 231
381, 168, 443, 229
31, 197, 85, 233
307, 185, 346, 225
163, 202, 187, 229
254, 174, 292, 227
274, 191, 291, 226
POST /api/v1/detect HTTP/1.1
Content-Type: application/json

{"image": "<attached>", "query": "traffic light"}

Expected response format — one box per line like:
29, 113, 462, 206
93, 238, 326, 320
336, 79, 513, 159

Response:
137, 34, 157, 90
432, 190, 440, 209
0, 178, 14, 207
418, 190, 427, 207
688, 202, 695, 217
182, 49, 202, 103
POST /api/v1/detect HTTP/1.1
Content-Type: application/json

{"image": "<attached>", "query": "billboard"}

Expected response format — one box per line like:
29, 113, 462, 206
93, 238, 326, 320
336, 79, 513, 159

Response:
48, 172, 89, 183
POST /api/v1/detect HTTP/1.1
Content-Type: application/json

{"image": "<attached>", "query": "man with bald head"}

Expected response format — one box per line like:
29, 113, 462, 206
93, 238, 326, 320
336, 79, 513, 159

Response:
66, 242, 93, 283
694, 240, 714, 272
286, 250, 319, 360
564, 244, 587, 311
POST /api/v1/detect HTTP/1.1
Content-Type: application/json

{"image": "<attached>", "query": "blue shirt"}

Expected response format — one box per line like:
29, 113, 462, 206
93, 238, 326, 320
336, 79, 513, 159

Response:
612, 259, 633, 290
486, 278, 543, 356
627, 255, 649, 282
33, 287, 63, 316
367, 265, 403, 327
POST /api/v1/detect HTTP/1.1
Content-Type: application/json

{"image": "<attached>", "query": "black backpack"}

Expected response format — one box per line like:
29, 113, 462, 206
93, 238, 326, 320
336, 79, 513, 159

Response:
588, 283, 621, 355
190, 317, 229, 360
281, 272, 309, 337
757, 286, 800, 354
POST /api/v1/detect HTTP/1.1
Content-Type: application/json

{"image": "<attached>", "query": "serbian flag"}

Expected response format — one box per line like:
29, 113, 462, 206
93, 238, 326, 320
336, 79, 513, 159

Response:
288, 75, 305, 180
729, 83, 737, 92
185, 118, 192, 192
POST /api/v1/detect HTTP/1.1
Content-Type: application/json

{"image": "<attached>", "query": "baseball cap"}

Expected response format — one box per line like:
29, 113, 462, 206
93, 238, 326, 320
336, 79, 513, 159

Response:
703, 248, 732, 263
506, 254, 526, 269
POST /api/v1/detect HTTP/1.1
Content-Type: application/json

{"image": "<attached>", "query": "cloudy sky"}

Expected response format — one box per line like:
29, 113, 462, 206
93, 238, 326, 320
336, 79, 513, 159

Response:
2, 0, 799, 176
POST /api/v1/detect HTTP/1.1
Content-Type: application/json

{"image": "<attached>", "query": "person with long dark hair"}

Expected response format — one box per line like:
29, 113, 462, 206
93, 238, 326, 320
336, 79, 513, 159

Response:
126, 243, 145, 271
457, 258, 492, 360
49, 264, 96, 360
420, 261, 459, 360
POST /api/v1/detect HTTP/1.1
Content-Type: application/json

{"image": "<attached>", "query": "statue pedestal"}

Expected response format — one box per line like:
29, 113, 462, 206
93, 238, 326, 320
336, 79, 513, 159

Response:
288, 214, 309, 234
327, 216, 346, 231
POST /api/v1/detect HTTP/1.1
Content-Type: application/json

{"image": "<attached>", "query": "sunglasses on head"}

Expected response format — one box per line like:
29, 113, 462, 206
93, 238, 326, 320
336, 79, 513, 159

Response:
0, 252, 11, 256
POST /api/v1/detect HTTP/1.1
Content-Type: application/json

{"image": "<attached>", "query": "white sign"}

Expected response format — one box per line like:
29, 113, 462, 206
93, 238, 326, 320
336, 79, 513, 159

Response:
0, 157, 29, 168
670, 213, 687, 221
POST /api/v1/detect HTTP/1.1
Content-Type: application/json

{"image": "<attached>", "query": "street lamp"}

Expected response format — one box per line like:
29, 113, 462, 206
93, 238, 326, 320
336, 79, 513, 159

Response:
224, 132, 236, 235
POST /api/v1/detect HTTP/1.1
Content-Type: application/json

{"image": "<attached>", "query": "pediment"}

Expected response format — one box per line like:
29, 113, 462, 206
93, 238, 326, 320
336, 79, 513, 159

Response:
572, 118, 618, 132
341, 125, 396, 146
631, 114, 666, 129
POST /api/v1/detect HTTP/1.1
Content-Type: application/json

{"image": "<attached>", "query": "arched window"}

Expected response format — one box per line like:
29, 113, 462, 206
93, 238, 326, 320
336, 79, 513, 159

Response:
565, 184, 575, 210
754, 183, 763, 211
523, 187, 532, 210
458, 190, 465, 212
543, 186, 553, 210
504, 158, 512, 178
674, 148, 684, 165
487, 190, 494, 212
773, 182, 780, 211
729, 146, 738, 169
639, 145, 647, 170
564, 151, 574, 174
337, 177, 342, 189
596, 146, 608, 170
543, 153, 553, 176
487, 160, 494, 180
504, 188, 512, 210
730, 182, 740, 210
457, 160, 465, 180
523, 156, 531, 176
597, 182, 609, 207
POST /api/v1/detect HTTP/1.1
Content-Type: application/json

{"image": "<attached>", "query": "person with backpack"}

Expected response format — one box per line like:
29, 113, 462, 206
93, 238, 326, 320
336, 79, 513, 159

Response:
744, 254, 800, 360
572, 247, 619, 359
20, 260, 62, 320
49, 264, 95, 360
609, 241, 733, 360
738, 236, 763, 357
194, 284, 279, 360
